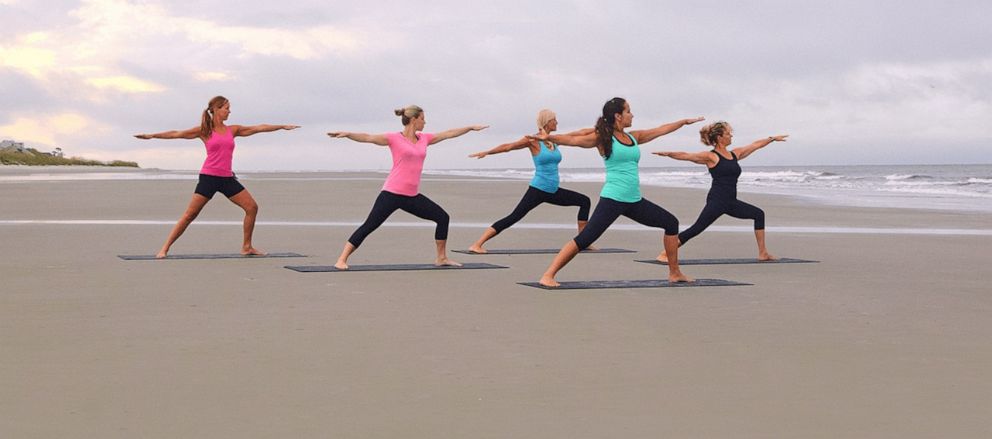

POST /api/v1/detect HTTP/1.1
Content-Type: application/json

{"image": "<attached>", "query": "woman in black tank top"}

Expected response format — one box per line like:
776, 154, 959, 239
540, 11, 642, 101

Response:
653, 121, 788, 262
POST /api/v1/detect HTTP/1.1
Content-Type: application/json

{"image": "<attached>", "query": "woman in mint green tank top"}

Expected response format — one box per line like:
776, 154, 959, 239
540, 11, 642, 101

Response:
531, 97, 704, 287
465, 109, 595, 253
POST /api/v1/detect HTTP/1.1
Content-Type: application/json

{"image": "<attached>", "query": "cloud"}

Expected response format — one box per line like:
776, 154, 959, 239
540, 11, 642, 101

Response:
193, 71, 233, 82
0, 34, 57, 78
86, 76, 166, 93
2, 0, 991, 170
0, 112, 108, 146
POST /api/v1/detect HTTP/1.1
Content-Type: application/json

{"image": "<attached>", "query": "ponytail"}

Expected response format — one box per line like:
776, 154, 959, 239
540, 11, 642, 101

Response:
535, 109, 556, 134
596, 97, 626, 159
200, 95, 228, 139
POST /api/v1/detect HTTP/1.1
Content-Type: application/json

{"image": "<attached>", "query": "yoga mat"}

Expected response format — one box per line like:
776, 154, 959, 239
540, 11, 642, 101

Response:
518, 278, 752, 290
635, 257, 819, 266
119, 252, 305, 261
453, 248, 635, 255
285, 262, 508, 273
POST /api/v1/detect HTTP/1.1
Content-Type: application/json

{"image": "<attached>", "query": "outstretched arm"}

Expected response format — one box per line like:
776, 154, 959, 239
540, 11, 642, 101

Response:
326, 131, 390, 146
134, 127, 200, 140
630, 117, 705, 145
530, 131, 599, 148
469, 137, 532, 159
652, 150, 715, 166
732, 134, 789, 160
429, 125, 489, 145
234, 124, 300, 137
560, 127, 595, 137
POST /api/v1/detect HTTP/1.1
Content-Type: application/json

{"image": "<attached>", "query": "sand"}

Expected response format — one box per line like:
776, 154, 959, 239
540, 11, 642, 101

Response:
1, 168, 990, 438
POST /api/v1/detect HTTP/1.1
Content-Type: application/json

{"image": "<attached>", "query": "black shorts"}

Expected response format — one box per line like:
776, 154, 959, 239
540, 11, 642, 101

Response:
194, 174, 245, 199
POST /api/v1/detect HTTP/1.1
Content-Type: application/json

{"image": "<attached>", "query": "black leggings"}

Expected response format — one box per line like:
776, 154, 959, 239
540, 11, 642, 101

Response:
573, 197, 679, 250
678, 199, 765, 245
491, 186, 591, 233
348, 191, 450, 248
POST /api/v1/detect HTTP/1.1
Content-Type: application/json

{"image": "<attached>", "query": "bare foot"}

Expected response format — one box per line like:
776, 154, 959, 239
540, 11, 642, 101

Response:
155, 250, 168, 259
436, 258, 462, 267
241, 247, 267, 256
655, 252, 669, 263
467, 245, 488, 254
333, 261, 349, 270
669, 271, 694, 283
758, 252, 778, 261
585, 245, 599, 251
538, 275, 560, 288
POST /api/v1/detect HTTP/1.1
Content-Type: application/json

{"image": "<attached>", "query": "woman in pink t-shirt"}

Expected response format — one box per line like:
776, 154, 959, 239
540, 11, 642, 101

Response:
327, 105, 487, 269
135, 96, 299, 258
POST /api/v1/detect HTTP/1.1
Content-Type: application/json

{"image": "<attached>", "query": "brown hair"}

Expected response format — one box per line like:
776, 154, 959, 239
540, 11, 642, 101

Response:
699, 121, 730, 147
595, 97, 626, 159
394, 105, 424, 126
200, 96, 229, 139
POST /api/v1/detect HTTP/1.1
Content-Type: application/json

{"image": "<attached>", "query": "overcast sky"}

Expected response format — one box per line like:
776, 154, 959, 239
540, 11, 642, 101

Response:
1, 0, 990, 171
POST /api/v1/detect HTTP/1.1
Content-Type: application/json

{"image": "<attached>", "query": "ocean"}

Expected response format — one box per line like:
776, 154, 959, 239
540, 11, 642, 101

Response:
2, 164, 990, 213
428, 164, 992, 213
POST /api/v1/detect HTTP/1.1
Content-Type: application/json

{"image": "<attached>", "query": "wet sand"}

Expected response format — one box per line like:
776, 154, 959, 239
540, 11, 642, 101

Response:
2, 168, 990, 438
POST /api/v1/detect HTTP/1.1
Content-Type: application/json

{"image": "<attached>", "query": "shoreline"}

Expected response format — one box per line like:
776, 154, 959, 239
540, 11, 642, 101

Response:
4, 164, 990, 215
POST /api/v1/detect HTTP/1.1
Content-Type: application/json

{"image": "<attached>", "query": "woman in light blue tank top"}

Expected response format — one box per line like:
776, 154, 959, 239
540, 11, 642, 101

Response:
465, 109, 594, 253
531, 97, 704, 287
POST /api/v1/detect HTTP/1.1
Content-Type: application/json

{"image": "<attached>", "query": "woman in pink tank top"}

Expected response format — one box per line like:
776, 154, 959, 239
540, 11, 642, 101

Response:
326, 105, 487, 269
135, 96, 300, 258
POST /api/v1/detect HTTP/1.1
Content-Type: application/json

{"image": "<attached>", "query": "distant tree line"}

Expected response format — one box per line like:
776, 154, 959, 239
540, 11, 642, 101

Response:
0, 146, 138, 167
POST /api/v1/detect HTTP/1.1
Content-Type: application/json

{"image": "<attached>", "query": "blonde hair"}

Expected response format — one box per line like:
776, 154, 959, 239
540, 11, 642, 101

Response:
699, 121, 731, 147
200, 96, 228, 139
394, 105, 424, 126
536, 109, 556, 134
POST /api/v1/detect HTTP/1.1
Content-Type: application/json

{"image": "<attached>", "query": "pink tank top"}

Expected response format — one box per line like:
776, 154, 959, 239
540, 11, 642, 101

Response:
382, 131, 434, 196
200, 128, 235, 177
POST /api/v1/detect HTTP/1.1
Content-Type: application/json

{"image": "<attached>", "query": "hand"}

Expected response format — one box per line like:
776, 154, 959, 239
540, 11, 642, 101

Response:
684, 117, 705, 125
470, 125, 489, 131
652, 151, 671, 157
134, 134, 153, 139
283, 125, 301, 130
469, 151, 488, 159
770, 134, 789, 142
327, 132, 349, 138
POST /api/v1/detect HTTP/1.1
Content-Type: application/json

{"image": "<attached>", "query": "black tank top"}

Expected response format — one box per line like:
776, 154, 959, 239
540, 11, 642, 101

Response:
707, 150, 741, 201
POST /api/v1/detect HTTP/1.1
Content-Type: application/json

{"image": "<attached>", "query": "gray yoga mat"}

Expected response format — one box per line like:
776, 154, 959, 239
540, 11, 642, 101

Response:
285, 262, 508, 272
635, 257, 818, 266
453, 248, 635, 255
119, 252, 306, 261
518, 278, 752, 290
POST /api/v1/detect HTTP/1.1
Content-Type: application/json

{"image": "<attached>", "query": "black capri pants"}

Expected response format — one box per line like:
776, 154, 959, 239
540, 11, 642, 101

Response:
573, 197, 679, 250
491, 186, 591, 233
678, 199, 765, 245
348, 191, 450, 248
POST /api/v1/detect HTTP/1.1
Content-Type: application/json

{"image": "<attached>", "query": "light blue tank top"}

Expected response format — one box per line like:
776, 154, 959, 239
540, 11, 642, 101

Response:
529, 141, 561, 193
600, 133, 641, 202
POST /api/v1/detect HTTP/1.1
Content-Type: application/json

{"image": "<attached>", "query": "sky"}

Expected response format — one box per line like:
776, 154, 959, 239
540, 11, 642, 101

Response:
1, 0, 990, 171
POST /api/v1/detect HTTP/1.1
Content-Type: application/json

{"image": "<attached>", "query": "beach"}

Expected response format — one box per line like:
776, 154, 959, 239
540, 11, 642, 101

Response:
2, 168, 991, 438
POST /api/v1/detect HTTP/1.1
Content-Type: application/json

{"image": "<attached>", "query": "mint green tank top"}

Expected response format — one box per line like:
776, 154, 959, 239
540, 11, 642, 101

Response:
600, 132, 641, 202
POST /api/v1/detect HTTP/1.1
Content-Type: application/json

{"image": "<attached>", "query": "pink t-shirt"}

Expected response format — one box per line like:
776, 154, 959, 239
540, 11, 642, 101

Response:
382, 131, 434, 196
200, 128, 235, 177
